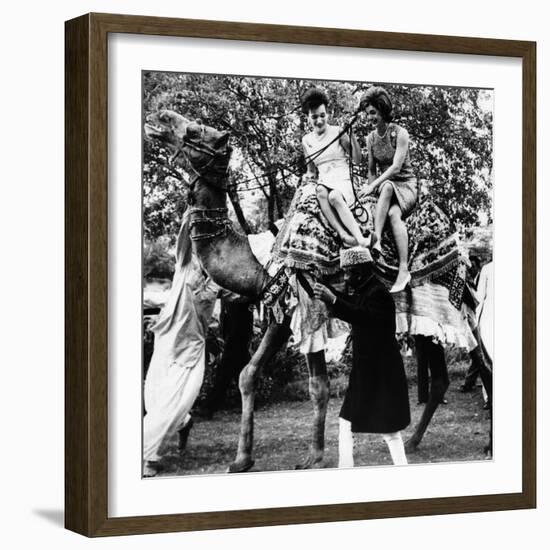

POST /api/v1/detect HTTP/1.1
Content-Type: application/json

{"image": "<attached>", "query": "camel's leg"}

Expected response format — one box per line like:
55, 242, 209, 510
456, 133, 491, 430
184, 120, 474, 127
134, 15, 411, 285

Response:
406, 337, 449, 452
228, 316, 291, 473
295, 351, 329, 469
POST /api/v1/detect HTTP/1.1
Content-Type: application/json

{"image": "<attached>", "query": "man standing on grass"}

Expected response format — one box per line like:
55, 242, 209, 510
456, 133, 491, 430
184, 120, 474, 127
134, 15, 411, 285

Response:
313, 246, 410, 467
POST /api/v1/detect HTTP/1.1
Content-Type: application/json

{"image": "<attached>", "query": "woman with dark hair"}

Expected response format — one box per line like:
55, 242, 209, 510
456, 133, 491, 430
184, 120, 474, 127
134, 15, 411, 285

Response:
362, 86, 418, 293
301, 87, 370, 248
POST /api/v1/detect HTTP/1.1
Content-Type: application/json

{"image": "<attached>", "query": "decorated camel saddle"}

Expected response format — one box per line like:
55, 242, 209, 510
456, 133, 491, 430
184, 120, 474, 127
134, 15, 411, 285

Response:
270, 180, 475, 351
144, 108, 474, 352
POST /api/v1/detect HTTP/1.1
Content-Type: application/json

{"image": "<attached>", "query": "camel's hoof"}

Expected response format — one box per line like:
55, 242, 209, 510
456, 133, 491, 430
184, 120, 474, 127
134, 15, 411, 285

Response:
227, 458, 255, 473
295, 455, 324, 470
405, 438, 420, 454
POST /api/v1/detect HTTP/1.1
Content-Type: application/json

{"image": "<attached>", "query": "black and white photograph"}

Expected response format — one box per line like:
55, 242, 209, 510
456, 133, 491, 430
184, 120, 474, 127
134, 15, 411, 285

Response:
2, 0, 545, 544
141, 72, 494, 478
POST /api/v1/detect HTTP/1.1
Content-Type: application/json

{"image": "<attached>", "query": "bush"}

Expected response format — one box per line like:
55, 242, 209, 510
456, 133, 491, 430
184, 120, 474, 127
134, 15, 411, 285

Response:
143, 236, 175, 279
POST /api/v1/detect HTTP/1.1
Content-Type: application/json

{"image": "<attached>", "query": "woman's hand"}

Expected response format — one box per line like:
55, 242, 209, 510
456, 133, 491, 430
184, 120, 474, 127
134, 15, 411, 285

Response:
359, 183, 377, 199
313, 282, 336, 305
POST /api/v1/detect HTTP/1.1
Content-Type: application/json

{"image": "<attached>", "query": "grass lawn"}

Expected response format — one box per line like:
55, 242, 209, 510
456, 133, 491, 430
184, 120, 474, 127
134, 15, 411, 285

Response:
153, 377, 491, 477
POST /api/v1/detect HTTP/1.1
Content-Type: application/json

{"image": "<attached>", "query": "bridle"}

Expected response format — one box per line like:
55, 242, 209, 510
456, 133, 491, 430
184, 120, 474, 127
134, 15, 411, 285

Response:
170, 123, 231, 191
187, 205, 232, 242
173, 123, 234, 241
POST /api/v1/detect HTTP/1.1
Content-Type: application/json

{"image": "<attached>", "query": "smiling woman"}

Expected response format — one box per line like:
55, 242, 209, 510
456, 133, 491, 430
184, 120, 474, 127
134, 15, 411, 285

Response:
363, 85, 418, 293
301, 87, 369, 248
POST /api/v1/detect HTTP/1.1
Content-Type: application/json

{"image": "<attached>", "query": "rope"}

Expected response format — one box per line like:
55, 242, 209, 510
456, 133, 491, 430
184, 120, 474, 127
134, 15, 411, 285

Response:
347, 124, 369, 224
228, 109, 363, 193
171, 106, 365, 195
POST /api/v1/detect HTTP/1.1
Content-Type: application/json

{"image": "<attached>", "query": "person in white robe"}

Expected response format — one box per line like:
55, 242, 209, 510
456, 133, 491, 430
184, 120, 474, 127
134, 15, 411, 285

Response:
476, 261, 494, 361
475, 260, 493, 407
143, 212, 219, 476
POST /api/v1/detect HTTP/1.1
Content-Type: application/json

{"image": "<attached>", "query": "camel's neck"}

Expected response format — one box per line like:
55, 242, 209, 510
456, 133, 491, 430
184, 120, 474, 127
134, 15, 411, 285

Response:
190, 179, 269, 298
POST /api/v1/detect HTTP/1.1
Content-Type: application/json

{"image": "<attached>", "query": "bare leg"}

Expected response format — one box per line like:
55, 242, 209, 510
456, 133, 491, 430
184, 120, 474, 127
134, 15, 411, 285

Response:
374, 181, 395, 245
295, 350, 329, 469
388, 203, 411, 290
328, 190, 369, 247
316, 186, 355, 246
406, 337, 449, 452
228, 317, 292, 473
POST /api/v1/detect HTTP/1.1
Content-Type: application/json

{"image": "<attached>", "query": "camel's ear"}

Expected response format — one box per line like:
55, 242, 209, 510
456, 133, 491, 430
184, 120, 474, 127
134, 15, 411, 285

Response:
215, 131, 230, 148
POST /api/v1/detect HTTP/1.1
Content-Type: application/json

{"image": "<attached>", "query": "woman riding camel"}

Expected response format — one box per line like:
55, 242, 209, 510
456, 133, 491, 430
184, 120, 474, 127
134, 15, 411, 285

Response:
301, 88, 370, 248
362, 86, 418, 293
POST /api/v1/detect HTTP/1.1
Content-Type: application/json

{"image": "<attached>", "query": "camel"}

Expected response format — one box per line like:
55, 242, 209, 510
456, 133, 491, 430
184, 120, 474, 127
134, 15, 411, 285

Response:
144, 109, 491, 471
145, 110, 326, 472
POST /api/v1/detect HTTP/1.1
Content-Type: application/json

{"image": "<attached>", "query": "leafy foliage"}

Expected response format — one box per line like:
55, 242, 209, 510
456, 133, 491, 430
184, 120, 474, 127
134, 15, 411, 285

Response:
143, 236, 176, 279
143, 72, 493, 240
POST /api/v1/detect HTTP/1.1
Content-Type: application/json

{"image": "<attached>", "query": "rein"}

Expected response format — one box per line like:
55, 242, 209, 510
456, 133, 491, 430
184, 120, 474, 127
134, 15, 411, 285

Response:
347, 124, 369, 224
171, 124, 231, 191
171, 106, 364, 195
229, 110, 363, 193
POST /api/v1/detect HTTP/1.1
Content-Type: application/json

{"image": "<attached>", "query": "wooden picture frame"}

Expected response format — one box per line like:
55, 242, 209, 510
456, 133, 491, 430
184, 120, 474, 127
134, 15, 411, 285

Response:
65, 12, 536, 537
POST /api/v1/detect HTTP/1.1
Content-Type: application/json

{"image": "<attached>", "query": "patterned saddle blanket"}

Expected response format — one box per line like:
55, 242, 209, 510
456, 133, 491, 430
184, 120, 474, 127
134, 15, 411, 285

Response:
272, 181, 466, 308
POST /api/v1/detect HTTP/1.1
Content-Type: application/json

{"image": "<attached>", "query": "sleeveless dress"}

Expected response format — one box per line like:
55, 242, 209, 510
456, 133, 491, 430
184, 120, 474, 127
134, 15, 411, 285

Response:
303, 125, 355, 205
368, 123, 418, 218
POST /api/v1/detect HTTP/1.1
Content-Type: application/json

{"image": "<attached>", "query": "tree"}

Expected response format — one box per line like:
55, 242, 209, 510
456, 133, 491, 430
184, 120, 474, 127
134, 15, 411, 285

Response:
143, 73, 493, 241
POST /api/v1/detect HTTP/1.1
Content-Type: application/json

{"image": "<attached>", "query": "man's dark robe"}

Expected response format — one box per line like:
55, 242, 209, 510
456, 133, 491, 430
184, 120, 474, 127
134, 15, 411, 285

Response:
331, 273, 410, 433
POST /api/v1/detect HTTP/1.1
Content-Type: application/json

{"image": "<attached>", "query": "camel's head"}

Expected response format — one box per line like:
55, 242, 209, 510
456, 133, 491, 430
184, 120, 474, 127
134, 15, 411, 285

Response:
144, 109, 190, 148
145, 110, 231, 169
176, 119, 232, 189
145, 110, 232, 205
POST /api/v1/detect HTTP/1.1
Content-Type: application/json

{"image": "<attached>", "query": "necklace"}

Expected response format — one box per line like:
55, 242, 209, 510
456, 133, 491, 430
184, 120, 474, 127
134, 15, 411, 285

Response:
376, 124, 389, 139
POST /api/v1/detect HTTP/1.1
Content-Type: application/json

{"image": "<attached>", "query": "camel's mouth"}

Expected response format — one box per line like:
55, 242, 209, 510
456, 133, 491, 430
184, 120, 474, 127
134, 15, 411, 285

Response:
144, 122, 167, 139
